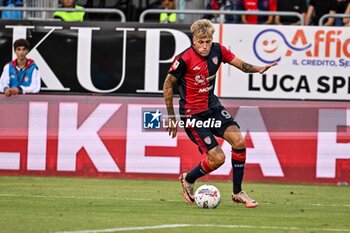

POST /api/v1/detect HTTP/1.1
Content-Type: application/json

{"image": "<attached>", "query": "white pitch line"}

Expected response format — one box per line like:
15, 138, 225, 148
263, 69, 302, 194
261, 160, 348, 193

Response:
54, 224, 191, 233
1, 194, 349, 232
0, 194, 152, 201
53, 224, 350, 233
1, 193, 349, 207
199, 224, 350, 232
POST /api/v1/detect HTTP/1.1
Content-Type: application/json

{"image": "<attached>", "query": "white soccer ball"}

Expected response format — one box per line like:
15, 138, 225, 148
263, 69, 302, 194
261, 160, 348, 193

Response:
194, 184, 221, 209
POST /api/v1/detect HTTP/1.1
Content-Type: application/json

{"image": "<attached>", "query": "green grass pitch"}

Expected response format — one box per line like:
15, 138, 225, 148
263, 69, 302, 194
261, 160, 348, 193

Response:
0, 176, 349, 233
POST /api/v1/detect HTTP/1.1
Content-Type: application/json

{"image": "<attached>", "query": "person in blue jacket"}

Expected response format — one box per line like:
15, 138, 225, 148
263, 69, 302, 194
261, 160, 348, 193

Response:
0, 0, 23, 19
0, 39, 41, 97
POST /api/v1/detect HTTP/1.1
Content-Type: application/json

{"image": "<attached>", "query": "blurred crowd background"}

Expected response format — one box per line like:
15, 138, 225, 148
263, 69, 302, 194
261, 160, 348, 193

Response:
0, 0, 349, 25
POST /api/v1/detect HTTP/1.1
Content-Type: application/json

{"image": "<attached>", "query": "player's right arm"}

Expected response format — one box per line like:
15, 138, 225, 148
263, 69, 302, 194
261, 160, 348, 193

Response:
163, 74, 178, 138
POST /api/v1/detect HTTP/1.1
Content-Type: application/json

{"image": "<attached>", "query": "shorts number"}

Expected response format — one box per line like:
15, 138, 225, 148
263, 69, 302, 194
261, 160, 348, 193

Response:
221, 110, 231, 119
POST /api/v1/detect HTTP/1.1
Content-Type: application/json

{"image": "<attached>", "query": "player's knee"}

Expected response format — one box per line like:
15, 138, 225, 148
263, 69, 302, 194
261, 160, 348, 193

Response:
207, 146, 226, 170
232, 137, 246, 149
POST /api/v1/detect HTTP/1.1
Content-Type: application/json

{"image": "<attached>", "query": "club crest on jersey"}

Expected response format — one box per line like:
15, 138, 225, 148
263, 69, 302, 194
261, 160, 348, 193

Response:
24, 77, 29, 82
172, 60, 180, 70
204, 136, 212, 145
212, 56, 218, 65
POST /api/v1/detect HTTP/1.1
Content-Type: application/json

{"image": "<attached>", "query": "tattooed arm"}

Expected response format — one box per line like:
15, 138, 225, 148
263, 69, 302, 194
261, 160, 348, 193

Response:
163, 74, 178, 138
229, 56, 278, 74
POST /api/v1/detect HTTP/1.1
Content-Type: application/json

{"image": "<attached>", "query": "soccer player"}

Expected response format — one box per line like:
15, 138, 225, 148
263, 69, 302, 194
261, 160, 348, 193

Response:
0, 39, 41, 96
163, 19, 277, 208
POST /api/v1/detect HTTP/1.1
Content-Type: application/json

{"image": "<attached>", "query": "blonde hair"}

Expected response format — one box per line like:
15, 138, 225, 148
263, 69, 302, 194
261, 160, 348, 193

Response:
190, 19, 215, 39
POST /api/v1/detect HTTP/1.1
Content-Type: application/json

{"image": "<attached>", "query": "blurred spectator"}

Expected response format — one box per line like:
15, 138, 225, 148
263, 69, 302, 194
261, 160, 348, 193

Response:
275, 0, 307, 25
203, 0, 222, 23
344, 1, 350, 25
160, 0, 177, 23
224, 0, 243, 23
335, 0, 349, 25
305, 0, 337, 26
0, 1, 2, 18
178, 0, 206, 24
0, 0, 23, 19
241, 0, 277, 24
53, 0, 85, 22
0, 39, 41, 96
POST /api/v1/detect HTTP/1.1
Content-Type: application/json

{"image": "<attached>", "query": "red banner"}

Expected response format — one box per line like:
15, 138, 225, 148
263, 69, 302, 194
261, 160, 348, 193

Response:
0, 95, 349, 184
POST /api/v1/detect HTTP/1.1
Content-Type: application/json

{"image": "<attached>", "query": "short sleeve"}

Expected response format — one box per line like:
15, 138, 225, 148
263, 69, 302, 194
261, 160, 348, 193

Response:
168, 56, 187, 80
220, 44, 235, 63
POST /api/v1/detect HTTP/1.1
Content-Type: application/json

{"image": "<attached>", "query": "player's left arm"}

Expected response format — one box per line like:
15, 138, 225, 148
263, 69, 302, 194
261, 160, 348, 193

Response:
228, 56, 278, 74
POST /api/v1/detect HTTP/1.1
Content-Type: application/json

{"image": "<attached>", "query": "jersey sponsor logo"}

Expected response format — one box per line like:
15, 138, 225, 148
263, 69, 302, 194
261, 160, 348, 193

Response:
212, 56, 218, 65
194, 75, 207, 86
193, 66, 201, 70
198, 85, 213, 93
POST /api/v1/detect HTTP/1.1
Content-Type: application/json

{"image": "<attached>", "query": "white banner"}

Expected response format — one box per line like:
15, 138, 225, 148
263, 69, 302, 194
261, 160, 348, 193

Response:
220, 25, 350, 100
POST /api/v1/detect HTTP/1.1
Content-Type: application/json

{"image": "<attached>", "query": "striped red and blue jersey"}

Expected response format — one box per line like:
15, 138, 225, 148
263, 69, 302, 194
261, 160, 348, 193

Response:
168, 42, 235, 116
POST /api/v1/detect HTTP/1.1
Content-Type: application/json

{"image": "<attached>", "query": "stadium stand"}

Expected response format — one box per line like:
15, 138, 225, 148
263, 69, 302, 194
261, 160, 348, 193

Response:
1, 0, 350, 25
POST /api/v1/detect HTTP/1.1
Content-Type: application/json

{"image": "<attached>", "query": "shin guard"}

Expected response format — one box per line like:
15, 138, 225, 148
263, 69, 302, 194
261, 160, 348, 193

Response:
232, 147, 246, 194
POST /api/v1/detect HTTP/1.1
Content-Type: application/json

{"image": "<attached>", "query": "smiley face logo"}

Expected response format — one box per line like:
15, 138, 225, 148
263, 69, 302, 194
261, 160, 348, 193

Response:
253, 29, 312, 63
262, 39, 278, 54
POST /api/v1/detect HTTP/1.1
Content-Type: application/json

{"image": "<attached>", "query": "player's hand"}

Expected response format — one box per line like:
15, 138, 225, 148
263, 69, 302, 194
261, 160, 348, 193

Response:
259, 61, 278, 74
4, 88, 12, 97
166, 117, 178, 138
9, 87, 19, 95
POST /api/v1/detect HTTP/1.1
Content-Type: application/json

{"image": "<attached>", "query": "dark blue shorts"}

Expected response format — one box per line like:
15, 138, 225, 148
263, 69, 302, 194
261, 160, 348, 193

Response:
182, 105, 239, 154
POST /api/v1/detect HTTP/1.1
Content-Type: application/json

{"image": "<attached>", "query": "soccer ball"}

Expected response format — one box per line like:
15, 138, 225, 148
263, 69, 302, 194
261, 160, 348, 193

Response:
194, 184, 221, 209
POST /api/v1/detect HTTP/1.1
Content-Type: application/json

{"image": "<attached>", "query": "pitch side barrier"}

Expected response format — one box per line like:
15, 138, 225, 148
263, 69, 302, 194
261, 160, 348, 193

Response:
139, 9, 304, 25
0, 94, 349, 185
0, 20, 349, 100
319, 13, 350, 26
